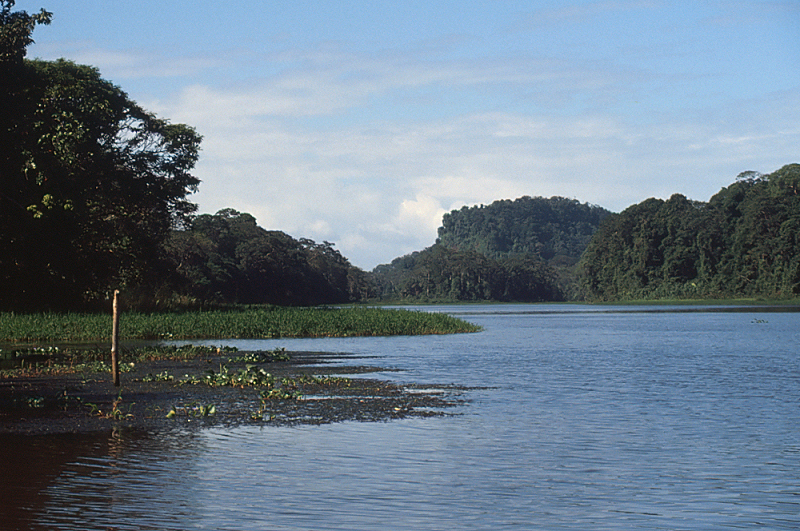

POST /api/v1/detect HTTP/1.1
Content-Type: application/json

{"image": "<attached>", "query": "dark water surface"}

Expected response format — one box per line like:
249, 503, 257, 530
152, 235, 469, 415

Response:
2, 305, 799, 530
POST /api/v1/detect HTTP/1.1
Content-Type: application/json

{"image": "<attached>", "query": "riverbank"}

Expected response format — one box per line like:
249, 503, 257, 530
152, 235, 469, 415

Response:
0, 349, 468, 435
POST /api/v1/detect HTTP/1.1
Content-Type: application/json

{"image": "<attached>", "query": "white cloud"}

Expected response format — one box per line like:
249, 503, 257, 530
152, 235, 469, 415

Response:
171, 73, 797, 268
34, 36, 799, 269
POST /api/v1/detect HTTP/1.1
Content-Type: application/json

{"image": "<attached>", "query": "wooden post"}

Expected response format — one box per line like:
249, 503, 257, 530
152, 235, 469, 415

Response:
111, 289, 120, 387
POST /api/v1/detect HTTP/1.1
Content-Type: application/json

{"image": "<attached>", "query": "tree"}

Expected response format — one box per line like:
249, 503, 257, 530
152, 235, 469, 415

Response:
0, 0, 51, 65
1, 4, 201, 309
162, 210, 374, 306
371, 243, 563, 302
580, 164, 800, 301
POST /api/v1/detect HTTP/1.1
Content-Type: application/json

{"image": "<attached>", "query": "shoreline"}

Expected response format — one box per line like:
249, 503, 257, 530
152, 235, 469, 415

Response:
0, 350, 468, 436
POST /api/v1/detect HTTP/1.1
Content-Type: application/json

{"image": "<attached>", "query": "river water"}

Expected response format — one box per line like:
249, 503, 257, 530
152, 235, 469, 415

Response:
2, 304, 799, 530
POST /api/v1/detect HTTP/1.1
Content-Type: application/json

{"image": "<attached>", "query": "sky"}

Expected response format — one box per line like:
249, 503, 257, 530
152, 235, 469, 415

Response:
22, 0, 800, 269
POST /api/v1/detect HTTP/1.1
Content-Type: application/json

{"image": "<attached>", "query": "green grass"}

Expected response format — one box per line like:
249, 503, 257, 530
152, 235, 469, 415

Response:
0, 306, 481, 342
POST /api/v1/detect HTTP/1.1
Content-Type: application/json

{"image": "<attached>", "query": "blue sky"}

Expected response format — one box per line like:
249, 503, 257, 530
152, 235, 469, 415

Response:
22, 0, 800, 268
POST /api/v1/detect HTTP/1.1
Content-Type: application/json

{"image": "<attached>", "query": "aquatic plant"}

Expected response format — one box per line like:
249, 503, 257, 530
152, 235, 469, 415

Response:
181, 364, 275, 387
86, 393, 133, 420
228, 347, 289, 363
0, 306, 481, 342
141, 370, 174, 382
166, 403, 216, 418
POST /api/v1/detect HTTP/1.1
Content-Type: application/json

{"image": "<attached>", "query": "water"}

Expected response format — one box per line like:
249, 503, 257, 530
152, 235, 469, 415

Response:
2, 304, 799, 530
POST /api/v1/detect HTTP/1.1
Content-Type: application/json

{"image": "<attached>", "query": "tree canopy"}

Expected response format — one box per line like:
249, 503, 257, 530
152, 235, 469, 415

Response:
372, 244, 562, 303
579, 164, 800, 301
1, 3, 201, 309
370, 195, 609, 303
437, 196, 611, 265
161, 209, 374, 307
0, 0, 51, 65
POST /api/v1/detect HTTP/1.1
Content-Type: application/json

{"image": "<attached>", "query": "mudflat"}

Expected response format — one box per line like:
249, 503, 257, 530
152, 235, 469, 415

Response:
0, 351, 467, 435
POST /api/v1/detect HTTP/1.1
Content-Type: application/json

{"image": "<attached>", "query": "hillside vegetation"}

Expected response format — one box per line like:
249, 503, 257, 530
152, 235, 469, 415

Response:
160, 209, 374, 308
371, 197, 611, 302
580, 164, 800, 301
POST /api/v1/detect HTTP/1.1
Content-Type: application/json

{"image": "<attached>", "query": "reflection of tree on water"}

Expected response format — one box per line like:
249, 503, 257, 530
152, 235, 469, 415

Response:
0, 431, 110, 530
0, 429, 204, 530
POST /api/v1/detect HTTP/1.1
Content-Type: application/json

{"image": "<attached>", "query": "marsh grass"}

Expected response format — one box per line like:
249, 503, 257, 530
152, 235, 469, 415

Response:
0, 306, 480, 342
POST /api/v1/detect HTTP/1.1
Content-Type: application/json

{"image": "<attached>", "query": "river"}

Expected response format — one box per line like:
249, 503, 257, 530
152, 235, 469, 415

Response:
2, 304, 799, 530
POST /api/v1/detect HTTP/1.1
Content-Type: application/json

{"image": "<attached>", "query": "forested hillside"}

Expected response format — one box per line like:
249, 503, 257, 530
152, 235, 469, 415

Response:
372, 245, 561, 302
372, 197, 610, 302
437, 196, 611, 266
161, 209, 374, 307
580, 164, 800, 301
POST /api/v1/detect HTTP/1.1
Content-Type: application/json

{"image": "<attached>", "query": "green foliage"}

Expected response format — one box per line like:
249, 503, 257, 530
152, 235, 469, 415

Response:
166, 403, 216, 418
437, 196, 611, 264
0, 345, 135, 377
0, 62, 201, 306
373, 244, 562, 302
182, 364, 275, 387
0, 306, 480, 342
228, 348, 290, 363
0, 0, 51, 65
161, 209, 376, 307
373, 196, 608, 302
579, 164, 800, 301
1, 5, 201, 310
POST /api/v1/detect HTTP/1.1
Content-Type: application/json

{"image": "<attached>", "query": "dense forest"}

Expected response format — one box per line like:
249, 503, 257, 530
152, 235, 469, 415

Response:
438, 196, 611, 265
372, 245, 561, 302
579, 164, 800, 301
372, 197, 611, 302
160, 209, 373, 307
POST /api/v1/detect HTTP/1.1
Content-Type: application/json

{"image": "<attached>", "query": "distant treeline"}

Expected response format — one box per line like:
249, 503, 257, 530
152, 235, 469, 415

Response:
371, 197, 611, 302
160, 209, 374, 307
580, 164, 800, 301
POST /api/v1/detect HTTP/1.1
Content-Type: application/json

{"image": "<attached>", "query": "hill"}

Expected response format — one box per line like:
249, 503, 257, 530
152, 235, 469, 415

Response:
579, 164, 800, 301
373, 196, 611, 302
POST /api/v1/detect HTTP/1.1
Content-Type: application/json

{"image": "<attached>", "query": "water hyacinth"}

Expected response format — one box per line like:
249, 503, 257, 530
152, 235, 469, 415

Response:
0, 306, 480, 342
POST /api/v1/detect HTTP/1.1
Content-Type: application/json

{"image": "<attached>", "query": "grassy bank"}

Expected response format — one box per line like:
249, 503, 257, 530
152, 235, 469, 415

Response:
0, 306, 481, 342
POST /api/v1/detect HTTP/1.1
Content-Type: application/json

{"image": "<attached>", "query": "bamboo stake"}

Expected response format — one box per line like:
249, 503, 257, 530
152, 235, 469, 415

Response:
111, 289, 120, 387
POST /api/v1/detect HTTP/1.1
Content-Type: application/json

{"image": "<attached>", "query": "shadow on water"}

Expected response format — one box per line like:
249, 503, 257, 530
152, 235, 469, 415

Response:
0, 428, 196, 531
0, 431, 112, 530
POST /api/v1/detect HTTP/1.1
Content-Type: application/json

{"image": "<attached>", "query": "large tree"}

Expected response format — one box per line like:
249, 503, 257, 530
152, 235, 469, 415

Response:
1, 2, 201, 309
0, 0, 50, 64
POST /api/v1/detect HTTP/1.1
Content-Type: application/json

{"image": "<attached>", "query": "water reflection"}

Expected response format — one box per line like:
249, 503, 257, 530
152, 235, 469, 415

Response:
0, 428, 204, 531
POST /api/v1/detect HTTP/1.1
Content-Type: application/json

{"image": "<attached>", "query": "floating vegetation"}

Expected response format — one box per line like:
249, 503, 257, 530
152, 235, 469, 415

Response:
181, 365, 276, 388
228, 347, 289, 363
131, 344, 236, 361
0, 306, 481, 342
0, 356, 135, 378
86, 393, 133, 420
0, 344, 235, 378
141, 370, 174, 382
166, 403, 216, 418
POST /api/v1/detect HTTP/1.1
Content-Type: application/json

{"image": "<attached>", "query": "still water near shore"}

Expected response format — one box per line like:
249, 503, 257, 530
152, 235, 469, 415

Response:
3, 304, 800, 530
